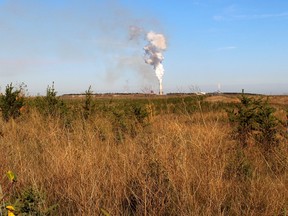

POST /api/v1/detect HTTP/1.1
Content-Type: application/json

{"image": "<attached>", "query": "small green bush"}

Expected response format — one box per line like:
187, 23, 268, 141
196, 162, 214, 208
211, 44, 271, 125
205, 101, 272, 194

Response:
1, 171, 57, 215
34, 82, 67, 118
16, 187, 57, 215
82, 86, 95, 120
131, 103, 148, 124
228, 94, 282, 150
0, 83, 25, 122
45, 82, 58, 114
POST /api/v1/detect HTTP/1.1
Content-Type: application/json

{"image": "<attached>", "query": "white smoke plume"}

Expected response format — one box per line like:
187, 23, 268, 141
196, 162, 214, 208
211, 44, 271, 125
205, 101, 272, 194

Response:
144, 31, 167, 95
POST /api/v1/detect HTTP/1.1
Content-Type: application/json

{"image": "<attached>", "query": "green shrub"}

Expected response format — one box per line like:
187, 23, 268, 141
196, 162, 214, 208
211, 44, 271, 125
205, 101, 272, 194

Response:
1, 171, 57, 215
227, 94, 282, 150
131, 103, 148, 124
0, 83, 25, 122
82, 86, 95, 120
46, 82, 58, 113
15, 187, 57, 215
45, 82, 65, 117
34, 82, 67, 118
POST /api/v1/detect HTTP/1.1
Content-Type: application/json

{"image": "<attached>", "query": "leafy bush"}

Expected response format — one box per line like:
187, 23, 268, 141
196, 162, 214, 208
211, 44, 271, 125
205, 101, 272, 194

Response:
228, 94, 282, 150
82, 86, 95, 120
16, 187, 57, 215
0, 83, 25, 122
45, 82, 68, 117
45, 82, 59, 115
34, 82, 67, 118
131, 103, 149, 124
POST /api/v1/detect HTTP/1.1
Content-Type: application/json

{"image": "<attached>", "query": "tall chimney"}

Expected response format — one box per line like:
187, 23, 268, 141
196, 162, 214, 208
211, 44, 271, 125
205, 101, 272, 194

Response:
159, 80, 163, 95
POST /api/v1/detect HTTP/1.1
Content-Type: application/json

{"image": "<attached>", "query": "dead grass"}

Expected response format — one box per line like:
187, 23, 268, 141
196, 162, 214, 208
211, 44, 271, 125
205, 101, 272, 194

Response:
204, 95, 239, 103
0, 105, 287, 215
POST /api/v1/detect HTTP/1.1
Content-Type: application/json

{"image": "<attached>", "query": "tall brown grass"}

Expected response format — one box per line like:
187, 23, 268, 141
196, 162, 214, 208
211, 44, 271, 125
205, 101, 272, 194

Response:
0, 104, 287, 215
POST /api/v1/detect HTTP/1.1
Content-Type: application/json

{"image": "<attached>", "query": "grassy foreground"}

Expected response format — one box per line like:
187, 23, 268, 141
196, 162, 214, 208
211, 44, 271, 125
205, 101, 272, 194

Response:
0, 94, 288, 215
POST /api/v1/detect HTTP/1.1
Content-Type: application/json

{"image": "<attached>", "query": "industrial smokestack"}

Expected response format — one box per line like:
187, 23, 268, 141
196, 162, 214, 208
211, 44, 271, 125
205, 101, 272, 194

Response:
143, 31, 167, 95
159, 79, 163, 95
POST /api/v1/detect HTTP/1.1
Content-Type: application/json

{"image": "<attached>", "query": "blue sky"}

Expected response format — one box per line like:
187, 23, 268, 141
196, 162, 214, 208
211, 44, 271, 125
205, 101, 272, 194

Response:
0, 0, 287, 95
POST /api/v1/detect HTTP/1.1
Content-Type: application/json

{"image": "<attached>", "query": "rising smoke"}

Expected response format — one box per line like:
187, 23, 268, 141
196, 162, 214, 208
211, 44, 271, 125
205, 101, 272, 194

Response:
0, 0, 166, 93
143, 31, 167, 95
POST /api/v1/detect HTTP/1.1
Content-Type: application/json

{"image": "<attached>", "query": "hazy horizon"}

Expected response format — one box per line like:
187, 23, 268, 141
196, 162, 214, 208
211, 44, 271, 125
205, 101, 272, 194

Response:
10, 82, 286, 96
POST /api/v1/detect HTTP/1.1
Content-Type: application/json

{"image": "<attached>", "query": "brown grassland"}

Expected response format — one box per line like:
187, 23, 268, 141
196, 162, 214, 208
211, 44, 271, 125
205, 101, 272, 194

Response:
0, 94, 288, 215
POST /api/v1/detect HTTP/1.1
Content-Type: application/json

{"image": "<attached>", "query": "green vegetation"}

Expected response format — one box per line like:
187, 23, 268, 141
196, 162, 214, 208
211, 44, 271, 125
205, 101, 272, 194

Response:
227, 94, 284, 150
0, 83, 25, 122
82, 86, 95, 120
33, 82, 67, 118
1, 170, 56, 215
0, 83, 287, 215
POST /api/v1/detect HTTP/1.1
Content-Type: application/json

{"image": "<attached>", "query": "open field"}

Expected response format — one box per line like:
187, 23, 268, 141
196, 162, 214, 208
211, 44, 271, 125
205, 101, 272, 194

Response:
0, 93, 288, 215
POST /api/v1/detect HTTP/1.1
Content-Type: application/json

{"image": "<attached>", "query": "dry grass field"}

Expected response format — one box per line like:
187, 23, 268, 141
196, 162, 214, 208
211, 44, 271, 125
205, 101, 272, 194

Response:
0, 94, 287, 215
